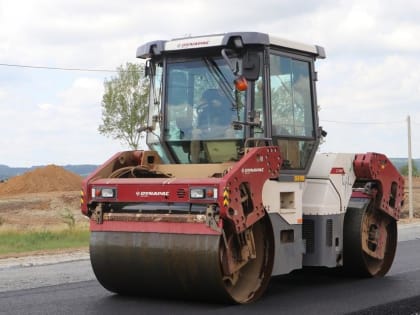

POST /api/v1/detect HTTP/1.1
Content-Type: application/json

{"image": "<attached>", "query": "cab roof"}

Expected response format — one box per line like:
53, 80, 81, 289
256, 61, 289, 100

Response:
136, 31, 326, 59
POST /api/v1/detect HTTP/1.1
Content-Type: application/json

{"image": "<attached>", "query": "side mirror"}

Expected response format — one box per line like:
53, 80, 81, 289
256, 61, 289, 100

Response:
242, 51, 260, 81
144, 60, 151, 78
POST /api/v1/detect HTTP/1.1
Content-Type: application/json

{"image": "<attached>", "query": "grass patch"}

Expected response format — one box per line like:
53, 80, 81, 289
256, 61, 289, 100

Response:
0, 228, 89, 255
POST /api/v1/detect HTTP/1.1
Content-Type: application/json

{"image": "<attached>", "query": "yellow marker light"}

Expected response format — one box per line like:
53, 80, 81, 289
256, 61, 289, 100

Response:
294, 175, 305, 182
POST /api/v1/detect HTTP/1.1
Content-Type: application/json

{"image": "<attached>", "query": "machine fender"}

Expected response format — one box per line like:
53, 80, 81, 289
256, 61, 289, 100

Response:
353, 153, 404, 220
219, 146, 281, 233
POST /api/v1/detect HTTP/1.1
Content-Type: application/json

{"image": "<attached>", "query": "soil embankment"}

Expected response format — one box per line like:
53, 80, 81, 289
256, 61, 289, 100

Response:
0, 165, 84, 229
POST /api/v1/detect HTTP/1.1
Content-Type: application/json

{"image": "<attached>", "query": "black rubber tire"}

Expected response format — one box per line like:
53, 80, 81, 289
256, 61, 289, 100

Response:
343, 199, 397, 277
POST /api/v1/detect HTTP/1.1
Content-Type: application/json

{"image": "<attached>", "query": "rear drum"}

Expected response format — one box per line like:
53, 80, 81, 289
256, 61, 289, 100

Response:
343, 199, 397, 277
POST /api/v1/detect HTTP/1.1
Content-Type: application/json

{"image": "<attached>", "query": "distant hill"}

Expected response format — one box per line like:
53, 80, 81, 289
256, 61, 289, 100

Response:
390, 158, 420, 171
0, 158, 418, 181
0, 164, 98, 181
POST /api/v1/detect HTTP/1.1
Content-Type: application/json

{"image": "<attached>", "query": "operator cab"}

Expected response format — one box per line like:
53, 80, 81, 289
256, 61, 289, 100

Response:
137, 32, 325, 174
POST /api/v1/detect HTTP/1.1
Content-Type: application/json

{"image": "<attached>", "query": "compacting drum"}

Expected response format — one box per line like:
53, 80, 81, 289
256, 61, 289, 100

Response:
90, 215, 274, 303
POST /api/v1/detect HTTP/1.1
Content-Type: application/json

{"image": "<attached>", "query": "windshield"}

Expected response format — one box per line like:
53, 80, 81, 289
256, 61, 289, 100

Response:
162, 57, 245, 163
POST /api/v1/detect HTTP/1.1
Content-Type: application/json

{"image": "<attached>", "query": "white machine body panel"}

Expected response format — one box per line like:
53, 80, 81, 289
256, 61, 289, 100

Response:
263, 181, 304, 225
303, 153, 357, 216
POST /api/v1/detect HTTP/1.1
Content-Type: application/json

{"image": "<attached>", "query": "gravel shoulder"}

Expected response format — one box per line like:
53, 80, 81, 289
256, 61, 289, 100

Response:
0, 248, 89, 269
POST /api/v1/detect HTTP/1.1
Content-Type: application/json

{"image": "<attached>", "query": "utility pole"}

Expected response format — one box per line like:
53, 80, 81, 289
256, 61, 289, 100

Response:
407, 115, 413, 221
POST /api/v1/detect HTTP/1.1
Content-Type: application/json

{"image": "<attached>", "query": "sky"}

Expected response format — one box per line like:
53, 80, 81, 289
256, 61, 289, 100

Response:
1, 0, 419, 167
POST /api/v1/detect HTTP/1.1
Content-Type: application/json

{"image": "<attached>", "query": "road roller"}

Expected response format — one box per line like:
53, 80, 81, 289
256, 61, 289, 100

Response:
81, 32, 405, 303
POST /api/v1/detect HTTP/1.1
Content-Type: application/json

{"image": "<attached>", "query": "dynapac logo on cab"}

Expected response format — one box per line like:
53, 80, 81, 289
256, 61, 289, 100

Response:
136, 191, 169, 197
242, 167, 264, 174
177, 40, 209, 48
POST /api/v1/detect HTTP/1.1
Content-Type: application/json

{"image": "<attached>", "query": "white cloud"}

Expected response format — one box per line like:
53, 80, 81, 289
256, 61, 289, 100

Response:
0, 73, 126, 166
0, 89, 6, 100
59, 77, 103, 109
38, 103, 54, 111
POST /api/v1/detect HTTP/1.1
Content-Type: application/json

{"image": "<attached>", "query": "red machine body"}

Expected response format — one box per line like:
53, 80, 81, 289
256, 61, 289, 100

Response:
83, 146, 281, 235
353, 152, 405, 220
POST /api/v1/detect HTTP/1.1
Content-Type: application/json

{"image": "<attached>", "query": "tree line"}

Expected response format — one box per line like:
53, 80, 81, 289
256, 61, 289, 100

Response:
399, 163, 419, 177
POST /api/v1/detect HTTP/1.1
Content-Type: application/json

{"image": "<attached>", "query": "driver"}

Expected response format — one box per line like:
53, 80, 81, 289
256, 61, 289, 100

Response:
194, 89, 233, 138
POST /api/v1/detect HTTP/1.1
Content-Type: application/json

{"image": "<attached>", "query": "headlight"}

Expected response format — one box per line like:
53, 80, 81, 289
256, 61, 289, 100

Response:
91, 187, 116, 199
190, 188, 205, 199
190, 187, 218, 199
101, 188, 115, 198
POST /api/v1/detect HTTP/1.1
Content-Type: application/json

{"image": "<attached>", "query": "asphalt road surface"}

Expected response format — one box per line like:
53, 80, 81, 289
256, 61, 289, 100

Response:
1, 236, 420, 314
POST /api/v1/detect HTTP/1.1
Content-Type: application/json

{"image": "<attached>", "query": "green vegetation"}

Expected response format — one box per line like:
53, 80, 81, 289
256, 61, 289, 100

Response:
0, 228, 89, 255
399, 163, 419, 177
99, 62, 149, 149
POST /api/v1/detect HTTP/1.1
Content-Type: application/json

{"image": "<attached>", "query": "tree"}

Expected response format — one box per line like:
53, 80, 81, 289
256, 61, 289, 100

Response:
399, 163, 419, 177
99, 62, 149, 149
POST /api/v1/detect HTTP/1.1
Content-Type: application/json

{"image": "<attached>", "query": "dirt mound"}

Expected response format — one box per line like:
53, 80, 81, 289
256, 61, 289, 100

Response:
0, 165, 82, 196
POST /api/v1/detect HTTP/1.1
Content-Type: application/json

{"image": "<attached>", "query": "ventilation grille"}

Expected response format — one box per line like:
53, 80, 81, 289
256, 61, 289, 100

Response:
177, 189, 186, 198
326, 219, 333, 247
303, 219, 315, 254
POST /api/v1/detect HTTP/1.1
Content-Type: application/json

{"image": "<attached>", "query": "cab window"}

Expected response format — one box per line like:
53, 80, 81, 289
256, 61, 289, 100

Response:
269, 54, 315, 170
